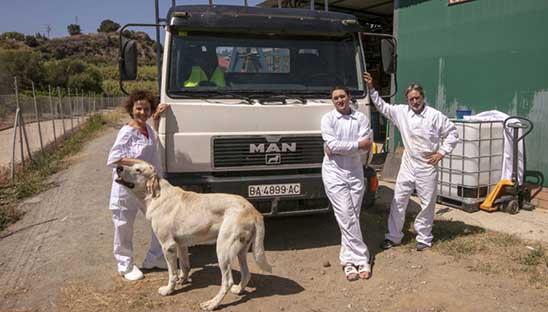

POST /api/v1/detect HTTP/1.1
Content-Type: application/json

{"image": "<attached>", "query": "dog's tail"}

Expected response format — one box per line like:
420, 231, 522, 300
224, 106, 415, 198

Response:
252, 214, 272, 273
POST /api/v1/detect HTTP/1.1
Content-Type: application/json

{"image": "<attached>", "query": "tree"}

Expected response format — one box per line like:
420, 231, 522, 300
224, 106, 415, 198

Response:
67, 24, 81, 36
0, 49, 44, 92
24, 35, 38, 47
43, 58, 103, 93
67, 67, 103, 93
1, 32, 25, 41
121, 29, 133, 39
97, 19, 120, 33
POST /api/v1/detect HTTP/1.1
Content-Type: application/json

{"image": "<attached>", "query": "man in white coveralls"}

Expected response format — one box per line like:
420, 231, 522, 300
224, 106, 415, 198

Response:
363, 72, 458, 251
321, 86, 373, 281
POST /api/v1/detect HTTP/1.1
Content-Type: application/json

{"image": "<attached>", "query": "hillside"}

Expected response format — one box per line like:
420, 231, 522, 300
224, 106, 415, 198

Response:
0, 31, 159, 95
43, 32, 156, 66
0, 31, 157, 66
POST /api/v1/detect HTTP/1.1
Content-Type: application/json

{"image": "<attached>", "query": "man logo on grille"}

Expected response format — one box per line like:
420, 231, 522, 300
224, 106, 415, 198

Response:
249, 143, 296, 153
265, 154, 281, 165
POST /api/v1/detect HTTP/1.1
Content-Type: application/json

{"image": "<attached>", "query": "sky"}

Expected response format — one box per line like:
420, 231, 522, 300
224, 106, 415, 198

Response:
0, 0, 264, 39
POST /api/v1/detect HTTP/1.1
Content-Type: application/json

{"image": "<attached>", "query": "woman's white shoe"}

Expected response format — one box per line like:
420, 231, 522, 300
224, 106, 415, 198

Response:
121, 265, 144, 281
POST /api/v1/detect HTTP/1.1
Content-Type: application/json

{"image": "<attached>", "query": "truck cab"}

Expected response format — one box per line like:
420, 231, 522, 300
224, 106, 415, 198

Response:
120, 3, 396, 216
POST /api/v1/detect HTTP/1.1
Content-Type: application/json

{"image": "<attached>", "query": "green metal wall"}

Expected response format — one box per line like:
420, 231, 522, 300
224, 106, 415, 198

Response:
395, 0, 548, 185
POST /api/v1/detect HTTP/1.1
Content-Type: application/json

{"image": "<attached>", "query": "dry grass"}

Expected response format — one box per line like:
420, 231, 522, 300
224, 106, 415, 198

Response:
0, 111, 120, 232
60, 274, 194, 312
433, 228, 548, 288
101, 107, 127, 126
392, 216, 548, 288
369, 208, 548, 288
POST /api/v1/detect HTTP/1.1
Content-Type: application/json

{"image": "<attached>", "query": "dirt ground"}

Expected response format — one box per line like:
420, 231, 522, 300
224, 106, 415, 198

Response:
1, 125, 547, 312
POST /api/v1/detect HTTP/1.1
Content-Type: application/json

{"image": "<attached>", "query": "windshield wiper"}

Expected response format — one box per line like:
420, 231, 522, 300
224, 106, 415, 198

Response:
207, 91, 253, 104
166, 90, 195, 98
287, 90, 332, 98
168, 90, 252, 104
257, 95, 306, 104
243, 92, 307, 104
284, 90, 367, 100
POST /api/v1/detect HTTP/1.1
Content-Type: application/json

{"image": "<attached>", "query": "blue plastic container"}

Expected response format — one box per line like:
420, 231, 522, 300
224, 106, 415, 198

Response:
456, 108, 472, 120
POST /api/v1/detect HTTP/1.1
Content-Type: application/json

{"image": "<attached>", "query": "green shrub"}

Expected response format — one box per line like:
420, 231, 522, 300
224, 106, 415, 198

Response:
102, 79, 158, 96
0, 49, 44, 91
44, 59, 103, 93
1, 32, 25, 41
97, 19, 121, 33
67, 24, 81, 36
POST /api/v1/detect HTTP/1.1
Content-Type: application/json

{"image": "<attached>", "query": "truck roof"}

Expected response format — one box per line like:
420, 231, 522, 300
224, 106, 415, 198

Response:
167, 5, 362, 36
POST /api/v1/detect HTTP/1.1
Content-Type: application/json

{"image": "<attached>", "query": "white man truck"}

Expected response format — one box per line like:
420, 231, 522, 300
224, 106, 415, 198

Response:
119, 1, 396, 216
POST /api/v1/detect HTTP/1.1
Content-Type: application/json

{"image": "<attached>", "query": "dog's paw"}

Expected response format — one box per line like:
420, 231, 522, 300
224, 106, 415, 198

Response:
177, 273, 191, 284
230, 285, 244, 295
199, 300, 216, 311
158, 285, 174, 296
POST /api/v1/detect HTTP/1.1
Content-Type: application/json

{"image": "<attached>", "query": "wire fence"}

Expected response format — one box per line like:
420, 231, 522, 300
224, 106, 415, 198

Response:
0, 77, 126, 181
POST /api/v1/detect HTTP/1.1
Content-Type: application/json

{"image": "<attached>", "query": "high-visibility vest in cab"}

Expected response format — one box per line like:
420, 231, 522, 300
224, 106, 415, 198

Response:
184, 66, 225, 87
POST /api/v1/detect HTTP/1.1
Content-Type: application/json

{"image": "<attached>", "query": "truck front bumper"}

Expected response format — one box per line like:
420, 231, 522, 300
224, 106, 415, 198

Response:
165, 172, 330, 217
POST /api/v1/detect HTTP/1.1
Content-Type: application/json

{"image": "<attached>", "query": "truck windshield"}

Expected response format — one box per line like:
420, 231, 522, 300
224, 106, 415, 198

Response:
167, 32, 364, 97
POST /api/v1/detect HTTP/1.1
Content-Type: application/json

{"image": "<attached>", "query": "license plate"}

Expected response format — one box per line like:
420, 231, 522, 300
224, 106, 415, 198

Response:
248, 183, 301, 198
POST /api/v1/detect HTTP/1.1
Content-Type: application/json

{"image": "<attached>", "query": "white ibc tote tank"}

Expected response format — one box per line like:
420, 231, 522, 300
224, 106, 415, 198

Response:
438, 120, 504, 206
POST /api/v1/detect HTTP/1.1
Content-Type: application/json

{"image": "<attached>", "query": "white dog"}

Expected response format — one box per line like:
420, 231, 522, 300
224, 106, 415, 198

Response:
114, 160, 272, 311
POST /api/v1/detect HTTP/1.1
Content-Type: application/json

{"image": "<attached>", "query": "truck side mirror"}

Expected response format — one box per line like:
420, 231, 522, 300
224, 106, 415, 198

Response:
381, 38, 397, 74
120, 39, 138, 81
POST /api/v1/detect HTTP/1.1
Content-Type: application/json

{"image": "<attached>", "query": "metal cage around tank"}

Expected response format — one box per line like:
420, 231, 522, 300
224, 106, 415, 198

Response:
437, 120, 505, 212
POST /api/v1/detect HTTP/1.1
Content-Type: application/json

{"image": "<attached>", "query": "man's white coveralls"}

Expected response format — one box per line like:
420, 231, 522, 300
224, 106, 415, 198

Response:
107, 124, 164, 274
321, 108, 372, 268
369, 90, 458, 246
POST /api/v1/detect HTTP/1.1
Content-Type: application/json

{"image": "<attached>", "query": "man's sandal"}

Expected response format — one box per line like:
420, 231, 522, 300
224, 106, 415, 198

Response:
358, 265, 371, 280
343, 264, 359, 282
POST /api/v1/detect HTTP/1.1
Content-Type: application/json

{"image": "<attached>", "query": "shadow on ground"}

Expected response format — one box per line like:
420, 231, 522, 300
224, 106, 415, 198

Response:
189, 184, 486, 269
432, 220, 486, 243
167, 266, 305, 308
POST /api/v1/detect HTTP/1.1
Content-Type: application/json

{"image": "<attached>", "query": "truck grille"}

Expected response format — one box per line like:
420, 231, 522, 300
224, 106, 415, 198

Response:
213, 136, 324, 168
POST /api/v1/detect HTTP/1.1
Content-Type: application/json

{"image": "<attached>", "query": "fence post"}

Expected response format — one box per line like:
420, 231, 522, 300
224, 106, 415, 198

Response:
93, 92, 96, 113
68, 88, 74, 131
81, 89, 85, 122
84, 91, 87, 118
86, 91, 89, 117
17, 85, 24, 167
80, 90, 84, 123
10, 108, 20, 181
14, 77, 33, 164
75, 88, 79, 126
57, 87, 66, 137
87, 91, 91, 115
81, 89, 84, 123
48, 85, 57, 146
20, 105, 33, 163
86, 91, 90, 116
32, 81, 44, 152
78, 89, 82, 125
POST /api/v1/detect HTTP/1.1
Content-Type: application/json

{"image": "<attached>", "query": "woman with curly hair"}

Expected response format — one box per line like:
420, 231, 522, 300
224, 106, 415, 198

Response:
106, 90, 169, 280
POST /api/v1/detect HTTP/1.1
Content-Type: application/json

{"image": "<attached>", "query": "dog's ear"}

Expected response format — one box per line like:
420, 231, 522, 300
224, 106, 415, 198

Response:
146, 175, 161, 198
